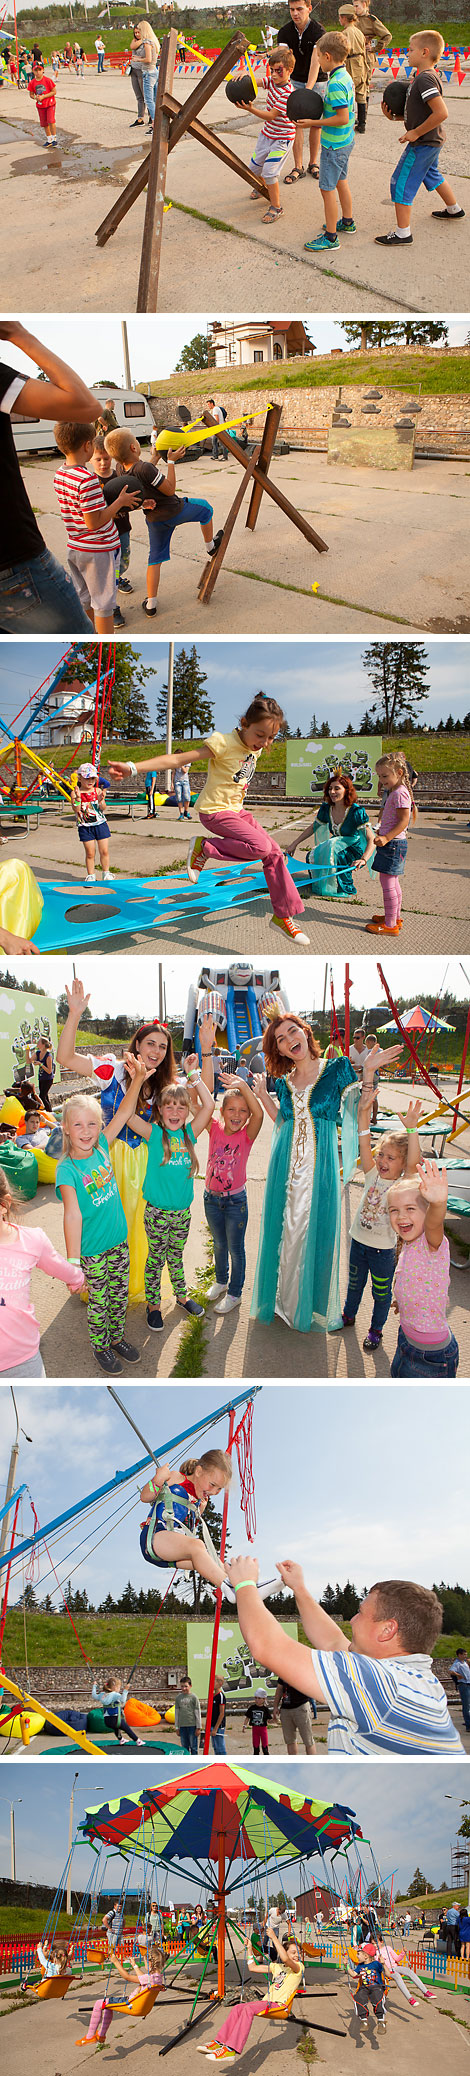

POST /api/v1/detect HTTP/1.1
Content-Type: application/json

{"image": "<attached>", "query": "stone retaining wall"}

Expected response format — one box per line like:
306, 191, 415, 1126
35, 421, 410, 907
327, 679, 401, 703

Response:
151, 381, 470, 462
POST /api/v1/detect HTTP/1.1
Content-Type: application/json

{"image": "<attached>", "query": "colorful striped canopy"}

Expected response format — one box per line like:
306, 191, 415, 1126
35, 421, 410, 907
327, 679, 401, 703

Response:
378, 1005, 455, 1034
82, 1764, 360, 1889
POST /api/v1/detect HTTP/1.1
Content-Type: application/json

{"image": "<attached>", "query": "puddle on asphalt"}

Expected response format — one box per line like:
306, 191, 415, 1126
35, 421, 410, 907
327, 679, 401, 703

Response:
10, 129, 145, 185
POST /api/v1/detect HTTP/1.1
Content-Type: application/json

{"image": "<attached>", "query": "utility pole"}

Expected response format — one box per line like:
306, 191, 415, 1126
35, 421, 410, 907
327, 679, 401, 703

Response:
66, 1773, 79, 1915
0, 1391, 31, 1561
10, 1802, 21, 1882
121, 321, 132, 392
165, 641, 174, 790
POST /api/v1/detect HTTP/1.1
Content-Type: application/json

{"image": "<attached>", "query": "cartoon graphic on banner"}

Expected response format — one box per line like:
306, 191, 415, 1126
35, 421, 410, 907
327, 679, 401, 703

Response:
187, 1621, 298, 1701
0, 987, 57, 1096
286, 739, 381, 799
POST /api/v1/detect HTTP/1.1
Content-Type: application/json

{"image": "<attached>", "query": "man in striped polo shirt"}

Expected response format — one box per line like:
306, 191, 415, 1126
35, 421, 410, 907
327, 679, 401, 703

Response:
53, 420, 138, 632
227, 1558, 463, 1754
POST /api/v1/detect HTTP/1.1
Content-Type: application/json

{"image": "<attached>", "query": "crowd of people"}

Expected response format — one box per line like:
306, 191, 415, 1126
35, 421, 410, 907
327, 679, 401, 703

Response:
0, 972, 460, 1379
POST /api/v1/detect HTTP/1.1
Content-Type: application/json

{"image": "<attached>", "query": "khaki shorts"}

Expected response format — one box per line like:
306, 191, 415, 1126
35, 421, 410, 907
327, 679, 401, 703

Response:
280, 1703, 315, 1752
68, 547, 117, 617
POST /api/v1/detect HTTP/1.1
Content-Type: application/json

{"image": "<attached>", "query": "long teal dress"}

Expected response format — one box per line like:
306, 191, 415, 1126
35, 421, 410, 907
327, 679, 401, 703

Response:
308, 801, 370, 898
251, 1056, 358, 1333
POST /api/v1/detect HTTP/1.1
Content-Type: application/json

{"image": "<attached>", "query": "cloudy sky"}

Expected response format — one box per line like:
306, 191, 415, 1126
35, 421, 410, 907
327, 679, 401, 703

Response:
0, 952, 467, 1020
0, 1756, 466, 1899
1, 638, 468, 738
1, 1382, 468, 1610
5, 316, 469, 390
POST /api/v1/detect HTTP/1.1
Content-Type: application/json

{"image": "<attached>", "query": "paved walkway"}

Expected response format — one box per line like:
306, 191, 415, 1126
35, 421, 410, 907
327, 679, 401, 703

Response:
0, 1950, 467, 2075
24, 449, 470, 636
1, 71, 469, 311
21, 1079, 470, 1378
7, 802, 470, 956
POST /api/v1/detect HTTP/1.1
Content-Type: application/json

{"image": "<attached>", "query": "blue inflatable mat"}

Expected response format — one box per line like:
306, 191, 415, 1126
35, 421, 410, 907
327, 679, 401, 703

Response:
35, 859, 312, 951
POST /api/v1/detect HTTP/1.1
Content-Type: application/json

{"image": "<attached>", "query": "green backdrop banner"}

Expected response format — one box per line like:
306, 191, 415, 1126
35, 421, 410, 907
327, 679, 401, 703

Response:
286, 738, 382, 799
187, 1620, 298, 1703
0, 988, 57, 1098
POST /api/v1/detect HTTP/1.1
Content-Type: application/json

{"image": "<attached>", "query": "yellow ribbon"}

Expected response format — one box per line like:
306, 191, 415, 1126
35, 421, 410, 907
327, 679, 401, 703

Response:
153, 412, 256, 452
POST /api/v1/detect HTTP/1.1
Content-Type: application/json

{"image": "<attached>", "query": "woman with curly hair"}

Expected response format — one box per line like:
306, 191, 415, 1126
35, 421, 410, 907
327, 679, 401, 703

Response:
251, 1011, 386, 1333
288, 769, 375, 899
57, 977, 176, 1301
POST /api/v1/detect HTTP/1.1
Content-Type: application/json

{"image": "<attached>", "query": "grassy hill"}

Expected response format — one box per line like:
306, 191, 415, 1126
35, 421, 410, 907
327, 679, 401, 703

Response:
4, 1610, 469, 1667
15, 14, 470, 65
144, 351, 470, 404
26, 735, 470, 778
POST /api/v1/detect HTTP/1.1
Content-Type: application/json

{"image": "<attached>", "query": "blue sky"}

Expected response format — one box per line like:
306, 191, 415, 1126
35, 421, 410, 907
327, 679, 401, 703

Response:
1, 1384, 468, 1611
6, 317, 470, 389
1, 951, 468, 1019
0, 637, 468, 738
0, 1759, 466, 1899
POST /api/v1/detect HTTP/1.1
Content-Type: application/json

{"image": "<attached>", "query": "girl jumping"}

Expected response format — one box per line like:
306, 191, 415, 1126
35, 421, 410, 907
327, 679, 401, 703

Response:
55, 1056, 149, 1373
0, 1167, 84, 1378
366, 752, 416, 936
71, 762, 113, 885
57, 977, 178, 1301
388, 1157, 459, 1376
109, 696, 309, 945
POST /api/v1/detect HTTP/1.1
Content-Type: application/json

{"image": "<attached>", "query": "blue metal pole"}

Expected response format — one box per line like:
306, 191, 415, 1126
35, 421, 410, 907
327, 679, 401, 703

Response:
0, 1389, 260, 1572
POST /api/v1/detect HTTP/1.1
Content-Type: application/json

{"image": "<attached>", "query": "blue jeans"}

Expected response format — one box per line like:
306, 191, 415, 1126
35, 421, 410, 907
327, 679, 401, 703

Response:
175, 778, 191, 807
344, 1238, 396, 1334
211, 1730, 227, 1753
0, 547, 91, 632
457, 1682, 470, 1731
391, 1325, 459, 1377
142, 67, 157, 118
179, 1726, 199, 1754
204, 1188, 248, 1299
97, 51, 104, 72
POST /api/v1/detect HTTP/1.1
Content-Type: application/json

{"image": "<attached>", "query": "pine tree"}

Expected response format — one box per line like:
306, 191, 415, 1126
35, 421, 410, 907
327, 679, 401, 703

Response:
160, 646, 215, 742
361, 644, 430, 732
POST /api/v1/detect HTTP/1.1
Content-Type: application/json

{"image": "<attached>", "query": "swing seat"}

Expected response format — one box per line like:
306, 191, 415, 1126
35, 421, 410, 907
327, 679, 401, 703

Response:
266, 1992, 298, 2022
105, 1986, 160, 2018
33, 1974, 73, 2000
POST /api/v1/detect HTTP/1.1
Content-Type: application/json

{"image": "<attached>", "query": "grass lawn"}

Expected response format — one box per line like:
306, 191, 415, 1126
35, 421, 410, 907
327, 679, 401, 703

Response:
38, 734, 470, 779
2, 1610, 187, 1666
14, 14, 470, 63
146, 352, 470, 403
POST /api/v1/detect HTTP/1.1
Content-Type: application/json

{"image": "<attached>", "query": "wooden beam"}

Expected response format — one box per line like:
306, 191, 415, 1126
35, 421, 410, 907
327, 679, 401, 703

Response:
164, 93, 268, 194
198, 447, 261, 604
166, 30, 249, 151
96, 31, 257, 248
201, 410, 329, 556
136, 31, 178, 312
245, 402, 282, 531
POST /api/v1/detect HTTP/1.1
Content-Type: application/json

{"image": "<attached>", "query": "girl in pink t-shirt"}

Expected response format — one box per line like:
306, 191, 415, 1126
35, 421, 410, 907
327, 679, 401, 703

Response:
367, 752, 416, 936
199, 1017, 263, 1315
0, 1166, 84, 1377
388, 1157, 459, 1377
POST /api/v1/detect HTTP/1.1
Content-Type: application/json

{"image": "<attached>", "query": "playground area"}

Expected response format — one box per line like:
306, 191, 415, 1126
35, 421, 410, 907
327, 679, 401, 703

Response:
14, 445, 470, 637
0, 1762, 469, 2072
1, 53, 469, 313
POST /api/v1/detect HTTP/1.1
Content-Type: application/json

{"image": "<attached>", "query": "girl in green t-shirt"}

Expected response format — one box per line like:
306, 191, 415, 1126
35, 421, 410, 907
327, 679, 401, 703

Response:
56, 1056, 149, 1373
125, 1069, 214, 1332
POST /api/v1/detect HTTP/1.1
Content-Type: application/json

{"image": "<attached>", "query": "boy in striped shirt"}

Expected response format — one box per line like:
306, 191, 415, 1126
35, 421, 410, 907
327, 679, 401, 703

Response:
53, 420, 138, 632
248, 45, 296, 222
227, 1559, 464, 1755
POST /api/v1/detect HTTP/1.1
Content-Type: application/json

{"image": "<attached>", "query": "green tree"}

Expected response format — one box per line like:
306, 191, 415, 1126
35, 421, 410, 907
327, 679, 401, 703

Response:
61, 644, 154, 742
158, 646, 214, 742
341, 322, 399, 351
362, 643, 430, 733
407, 1868, 433, 1897
308, 714, 319, 737
400, 321, 448, 347
176, 333, 209, 372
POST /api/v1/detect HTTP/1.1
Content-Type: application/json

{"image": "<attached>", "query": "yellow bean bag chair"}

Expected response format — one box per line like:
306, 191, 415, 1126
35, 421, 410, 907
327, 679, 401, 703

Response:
32, 1148, 58, 1185
164, 1705, 176, 1725
0, 1096, 24, 1127
0, 858, 43, 938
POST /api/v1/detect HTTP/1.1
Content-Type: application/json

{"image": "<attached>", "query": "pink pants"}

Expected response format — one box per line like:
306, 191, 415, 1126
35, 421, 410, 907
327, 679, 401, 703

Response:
199, 810, 304, 920
217, 1997, 270, 2052
252, 1726, 269, 1754
86, 1997, 113, 2041
380, 874, 403, 927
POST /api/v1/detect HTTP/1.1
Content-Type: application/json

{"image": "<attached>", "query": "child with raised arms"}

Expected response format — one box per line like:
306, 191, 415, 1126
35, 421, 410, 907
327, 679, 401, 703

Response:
388, 1156, 459, 1376
56, 1054, 150, 1373
366, 751, 415, 936
336, 1070, 421, 1351
199, 1012, 264, 1315
123, 1070, 213, 1332
77, 1940, 165, 2046
0, 1166, 84, 1378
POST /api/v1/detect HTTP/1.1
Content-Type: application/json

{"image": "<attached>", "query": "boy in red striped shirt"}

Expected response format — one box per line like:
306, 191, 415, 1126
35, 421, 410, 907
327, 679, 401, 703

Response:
249, 46, 296, 221
53, 420, 138, 632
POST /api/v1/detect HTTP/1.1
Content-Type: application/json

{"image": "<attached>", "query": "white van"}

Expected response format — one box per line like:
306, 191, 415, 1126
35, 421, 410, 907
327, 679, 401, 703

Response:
12, 387, 155, 456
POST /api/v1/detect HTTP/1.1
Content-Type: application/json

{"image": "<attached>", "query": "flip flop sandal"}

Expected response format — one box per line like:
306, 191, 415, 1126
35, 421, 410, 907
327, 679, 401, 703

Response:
308, 163, 319, 177
284, 167, 306, 183
262, 206, 283, 221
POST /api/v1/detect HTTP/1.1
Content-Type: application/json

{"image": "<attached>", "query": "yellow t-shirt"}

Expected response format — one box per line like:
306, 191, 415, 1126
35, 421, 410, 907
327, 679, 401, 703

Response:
197, 730, 261, 817
268, 1963, 302, 2010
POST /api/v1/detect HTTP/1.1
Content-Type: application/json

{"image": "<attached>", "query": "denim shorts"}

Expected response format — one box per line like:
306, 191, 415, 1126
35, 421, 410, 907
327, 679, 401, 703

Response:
319, 139, 353, 190
147, 497, 213, 567
0, 546, 91, 632
391, 1325, 459, 1377
391, 142, 442, 205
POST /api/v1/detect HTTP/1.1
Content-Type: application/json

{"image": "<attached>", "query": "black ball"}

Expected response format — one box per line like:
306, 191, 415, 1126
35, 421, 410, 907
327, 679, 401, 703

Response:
382, 79, 407, 119
225, 74, 256, 105
286, 85, 324, 122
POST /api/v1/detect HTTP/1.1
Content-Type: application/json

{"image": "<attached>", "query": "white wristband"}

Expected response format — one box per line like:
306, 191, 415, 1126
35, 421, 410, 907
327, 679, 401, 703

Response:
128, 762, 137, 778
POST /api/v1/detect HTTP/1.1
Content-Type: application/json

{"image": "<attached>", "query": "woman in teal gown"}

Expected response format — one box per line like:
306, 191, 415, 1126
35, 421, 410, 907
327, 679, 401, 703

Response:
250, 1011, 362, 1334
289, 770, 375, 898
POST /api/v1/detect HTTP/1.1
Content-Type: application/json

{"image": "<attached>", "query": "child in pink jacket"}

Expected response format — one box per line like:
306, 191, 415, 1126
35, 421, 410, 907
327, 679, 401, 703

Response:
0, 1167, 84, 1376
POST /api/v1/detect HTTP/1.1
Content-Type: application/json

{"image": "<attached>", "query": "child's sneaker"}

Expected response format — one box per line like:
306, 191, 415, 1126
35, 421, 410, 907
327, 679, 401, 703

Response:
208, 2052, 237, 2064
224, 1576, 283, 1606
336, 216, 356, 233
84, 874, 97, 885
375, 231, 412, 245
146, 1305, 163, 1331
111, 1338, 140, 1363
177, 1297, 204, 1318
207, 1281, 228, 1301
113, 606, 125, 627
272, 914, 309, 945
102, 871, 114, 881
304, 230, 339, 251
117, 577, 134, 591
431, 206, 465, 219
215, 1293, 241, 1315
187, 835, 206, 881
363, 1329, 382, 1351
207, 528, 224, 560
196, 2044, 221, 2056
94, 1347, 123, 1374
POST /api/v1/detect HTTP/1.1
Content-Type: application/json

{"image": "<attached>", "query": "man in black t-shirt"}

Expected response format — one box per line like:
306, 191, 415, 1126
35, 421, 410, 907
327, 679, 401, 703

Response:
272, 1676, 317, 1753
279, 0, 325, 177
376, 28, 464, 246
0, 320, 98, 631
